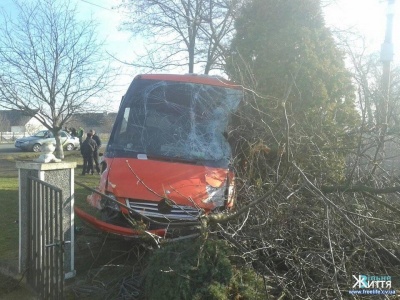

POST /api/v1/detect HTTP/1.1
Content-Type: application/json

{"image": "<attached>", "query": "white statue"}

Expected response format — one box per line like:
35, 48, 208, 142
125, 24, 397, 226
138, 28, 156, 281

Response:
35, 142, 61, 163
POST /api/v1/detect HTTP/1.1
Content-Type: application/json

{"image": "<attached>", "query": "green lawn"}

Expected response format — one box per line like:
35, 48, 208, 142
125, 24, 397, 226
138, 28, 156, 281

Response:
0, 149, 127, 299
0, 151, 100, 264
0, 179, 19, 262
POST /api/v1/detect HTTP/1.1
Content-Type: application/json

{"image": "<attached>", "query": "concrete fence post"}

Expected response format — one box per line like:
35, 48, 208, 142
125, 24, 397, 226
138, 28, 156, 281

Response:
16, 161, 77, 279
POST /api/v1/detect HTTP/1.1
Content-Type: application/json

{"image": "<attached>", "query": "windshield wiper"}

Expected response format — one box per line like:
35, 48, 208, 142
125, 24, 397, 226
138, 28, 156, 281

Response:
145, 154, 201, 165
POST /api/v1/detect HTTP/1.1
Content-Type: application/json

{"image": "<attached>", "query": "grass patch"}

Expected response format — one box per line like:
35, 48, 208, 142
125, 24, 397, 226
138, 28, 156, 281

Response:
0, 150, 101, 263
0, 179, 19, 262
0, 148, 141, 299
0, 177, 19, 190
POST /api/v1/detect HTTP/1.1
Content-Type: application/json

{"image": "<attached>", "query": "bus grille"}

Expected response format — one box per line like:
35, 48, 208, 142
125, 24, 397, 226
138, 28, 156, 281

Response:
126, 199, 201, 221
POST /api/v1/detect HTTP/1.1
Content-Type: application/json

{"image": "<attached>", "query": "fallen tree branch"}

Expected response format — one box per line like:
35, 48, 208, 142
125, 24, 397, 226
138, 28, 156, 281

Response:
321, 184, 400, 194
204, 164, 290, 224
363, 192, 400, 215
294, 163, 400, 264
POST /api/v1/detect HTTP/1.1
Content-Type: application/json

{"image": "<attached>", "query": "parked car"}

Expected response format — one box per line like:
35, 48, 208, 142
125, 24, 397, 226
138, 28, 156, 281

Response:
15, 130, 80, 152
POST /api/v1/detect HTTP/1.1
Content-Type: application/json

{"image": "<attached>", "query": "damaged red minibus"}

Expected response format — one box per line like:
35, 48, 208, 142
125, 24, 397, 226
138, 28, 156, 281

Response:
75, 74, 243, 239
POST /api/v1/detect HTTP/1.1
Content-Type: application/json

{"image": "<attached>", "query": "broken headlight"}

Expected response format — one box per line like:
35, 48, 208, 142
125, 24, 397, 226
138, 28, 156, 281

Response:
204, 184, 226, 207
100, 193, 121, 212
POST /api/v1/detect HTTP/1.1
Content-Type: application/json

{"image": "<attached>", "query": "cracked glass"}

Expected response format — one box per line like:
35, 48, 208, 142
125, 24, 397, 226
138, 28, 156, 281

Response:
110, 79, 242, 166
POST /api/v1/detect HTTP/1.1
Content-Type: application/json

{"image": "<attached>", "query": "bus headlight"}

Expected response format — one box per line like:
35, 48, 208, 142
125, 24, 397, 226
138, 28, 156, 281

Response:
100, 193, 121, 212
203, 185, 225, 207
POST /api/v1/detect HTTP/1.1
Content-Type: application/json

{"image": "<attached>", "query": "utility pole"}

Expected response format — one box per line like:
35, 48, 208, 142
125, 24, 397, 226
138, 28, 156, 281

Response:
379, 0, 395, 125
371, 0, 395, 176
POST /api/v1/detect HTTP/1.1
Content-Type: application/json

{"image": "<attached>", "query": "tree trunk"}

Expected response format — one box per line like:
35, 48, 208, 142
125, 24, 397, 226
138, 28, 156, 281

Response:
54, 131, 64, 159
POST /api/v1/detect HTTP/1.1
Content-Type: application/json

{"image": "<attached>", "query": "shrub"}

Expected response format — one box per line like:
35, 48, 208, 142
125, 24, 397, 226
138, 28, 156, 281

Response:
144, 237, 265, 299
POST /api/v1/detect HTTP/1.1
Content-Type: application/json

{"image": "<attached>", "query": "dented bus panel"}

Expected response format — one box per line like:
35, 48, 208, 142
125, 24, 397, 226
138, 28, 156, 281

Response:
75, 74, 243, 238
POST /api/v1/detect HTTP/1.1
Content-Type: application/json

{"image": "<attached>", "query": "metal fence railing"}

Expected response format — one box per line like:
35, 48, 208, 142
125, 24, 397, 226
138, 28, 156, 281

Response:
0, 131, 28, 143
27, 176, 64, 300
0, 132, 110, 143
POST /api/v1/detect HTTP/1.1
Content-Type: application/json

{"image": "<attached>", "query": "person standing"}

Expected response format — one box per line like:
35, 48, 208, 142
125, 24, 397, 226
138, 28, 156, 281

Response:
80, 132, 97, 175
70, 127, 77, 137
77, 127, 84, 147
90, 129, 102, 174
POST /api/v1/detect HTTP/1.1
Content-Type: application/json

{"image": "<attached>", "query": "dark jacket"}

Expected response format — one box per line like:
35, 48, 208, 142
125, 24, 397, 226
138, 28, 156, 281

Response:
92, 134, 101, 148
81, 137, 97, 157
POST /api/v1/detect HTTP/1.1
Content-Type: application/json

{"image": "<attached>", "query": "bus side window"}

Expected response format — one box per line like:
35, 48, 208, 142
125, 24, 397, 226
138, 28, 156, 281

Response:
120, 107, 130, 134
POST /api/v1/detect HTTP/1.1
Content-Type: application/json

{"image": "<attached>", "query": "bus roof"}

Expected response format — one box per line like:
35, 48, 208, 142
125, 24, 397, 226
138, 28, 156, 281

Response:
134, 74, 242, 89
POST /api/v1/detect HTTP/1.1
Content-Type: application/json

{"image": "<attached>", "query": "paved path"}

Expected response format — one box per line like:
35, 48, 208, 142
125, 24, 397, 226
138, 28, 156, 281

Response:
0, 143, 20, 154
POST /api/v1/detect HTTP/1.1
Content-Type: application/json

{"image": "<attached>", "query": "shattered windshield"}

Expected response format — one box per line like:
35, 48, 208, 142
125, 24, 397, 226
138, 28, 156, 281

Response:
110, 79, 242, 165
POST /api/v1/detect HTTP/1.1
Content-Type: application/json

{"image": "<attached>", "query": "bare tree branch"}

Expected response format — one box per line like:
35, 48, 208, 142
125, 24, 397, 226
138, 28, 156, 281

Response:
117, 0, 240, 74
0, 0, 116, 158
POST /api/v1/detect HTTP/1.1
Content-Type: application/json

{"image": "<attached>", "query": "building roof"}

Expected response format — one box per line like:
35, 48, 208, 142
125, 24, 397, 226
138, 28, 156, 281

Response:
0, 110, 117, 133
0, 109, 38, 126
67, 112, 118, 133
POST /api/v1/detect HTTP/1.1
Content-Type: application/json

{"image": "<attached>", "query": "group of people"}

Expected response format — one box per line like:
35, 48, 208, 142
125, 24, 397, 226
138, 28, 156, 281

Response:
64, 126, 84, 144
80, 129, 102, 175
63, 126, 102, 175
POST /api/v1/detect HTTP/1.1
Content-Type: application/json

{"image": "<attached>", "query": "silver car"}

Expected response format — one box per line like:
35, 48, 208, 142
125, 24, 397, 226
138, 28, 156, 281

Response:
15, 130, 80, 152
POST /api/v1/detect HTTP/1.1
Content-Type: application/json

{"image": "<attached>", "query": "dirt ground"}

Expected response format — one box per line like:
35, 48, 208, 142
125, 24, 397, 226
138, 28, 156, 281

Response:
66, 226, 150, 299
0, 226, 150, 300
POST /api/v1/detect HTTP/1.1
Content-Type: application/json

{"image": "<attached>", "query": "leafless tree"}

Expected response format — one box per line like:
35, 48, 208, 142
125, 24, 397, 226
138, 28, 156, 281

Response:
117, 0, 241, 74
0, 0, 115, 158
